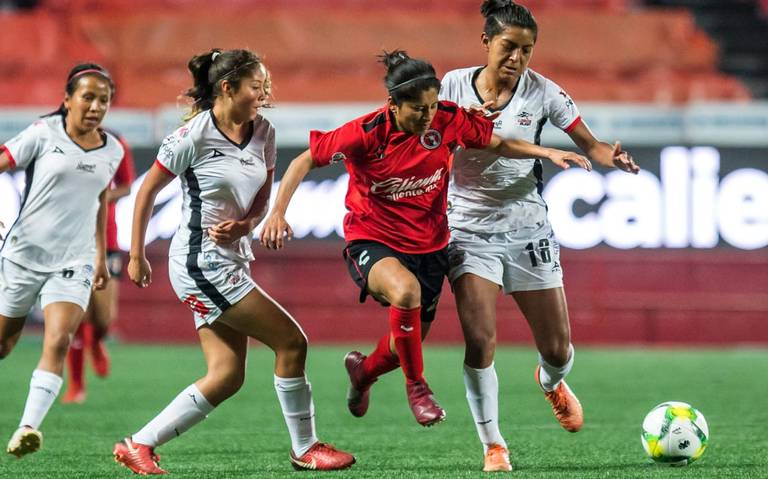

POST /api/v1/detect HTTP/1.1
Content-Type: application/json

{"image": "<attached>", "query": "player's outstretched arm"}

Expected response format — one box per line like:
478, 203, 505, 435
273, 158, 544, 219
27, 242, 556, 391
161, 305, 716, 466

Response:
93, 188, 110, 291
485, 134, 592, 171
567, 121, 639, 174
260, 149, 315, 250
128, 164, 175, 288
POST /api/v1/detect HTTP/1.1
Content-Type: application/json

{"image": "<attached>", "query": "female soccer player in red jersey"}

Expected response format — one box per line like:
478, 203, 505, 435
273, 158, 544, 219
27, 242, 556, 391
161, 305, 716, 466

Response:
115, 48, 355, 475
260, 50, 590, 428
62, 133, 135, 404
439, 1, 639, 471
0, 63, 119, 458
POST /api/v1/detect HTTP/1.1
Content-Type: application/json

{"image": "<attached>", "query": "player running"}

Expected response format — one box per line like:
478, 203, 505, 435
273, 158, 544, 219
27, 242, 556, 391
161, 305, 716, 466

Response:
114, 48, 355, 475
62, 133, 135, 404
260, 50, 590, 429
440, 0, 640, 471
0, 64, 120, 458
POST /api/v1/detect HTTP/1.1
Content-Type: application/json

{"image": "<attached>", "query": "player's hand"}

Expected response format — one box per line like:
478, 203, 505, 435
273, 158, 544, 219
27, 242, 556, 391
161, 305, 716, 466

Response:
611, 141, 639, 174
464, 101, 501, 121
259, 212, 293, 250
92, 261, 110, 291
208, 220, 250, 245
128, 255, 152, 288
547, 149, 592, 171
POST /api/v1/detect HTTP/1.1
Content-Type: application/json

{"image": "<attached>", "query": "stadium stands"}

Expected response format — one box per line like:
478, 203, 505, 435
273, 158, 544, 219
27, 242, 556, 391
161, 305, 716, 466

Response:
0, 1, 752, 106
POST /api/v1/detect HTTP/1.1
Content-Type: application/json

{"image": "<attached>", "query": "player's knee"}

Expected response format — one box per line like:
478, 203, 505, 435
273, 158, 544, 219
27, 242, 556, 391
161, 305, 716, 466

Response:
387, 281, 421, 309
464, 328, 496, 354
44, 331, 72, 359
539, 341, 570, 367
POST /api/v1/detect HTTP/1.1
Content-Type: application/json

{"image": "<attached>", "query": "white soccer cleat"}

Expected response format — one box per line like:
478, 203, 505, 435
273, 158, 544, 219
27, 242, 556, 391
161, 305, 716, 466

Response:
7, 426, 43, 458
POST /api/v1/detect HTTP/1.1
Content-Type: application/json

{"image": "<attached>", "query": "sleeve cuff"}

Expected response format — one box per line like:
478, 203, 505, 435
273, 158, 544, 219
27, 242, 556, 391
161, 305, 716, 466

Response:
564, 116, 582, 133
154, 159, 176, 177
1, 145, 16, 170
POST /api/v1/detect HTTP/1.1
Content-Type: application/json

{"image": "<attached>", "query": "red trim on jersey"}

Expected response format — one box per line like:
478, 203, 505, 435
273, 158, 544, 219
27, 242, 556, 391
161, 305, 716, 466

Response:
0, 145, 16, 169
309, 101, 493, 254
154, 158, 176, 177
564, 116, 582, 133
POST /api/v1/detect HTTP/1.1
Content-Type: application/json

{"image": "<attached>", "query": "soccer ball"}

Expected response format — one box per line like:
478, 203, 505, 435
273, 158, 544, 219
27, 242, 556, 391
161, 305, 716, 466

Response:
641, 401, 709, 466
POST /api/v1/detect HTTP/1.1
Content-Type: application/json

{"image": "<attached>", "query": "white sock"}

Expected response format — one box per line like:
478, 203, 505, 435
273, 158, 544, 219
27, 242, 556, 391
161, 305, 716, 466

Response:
463, 363, 506, 452
537, 344, 575, 391
274, 375, 318, 457
19, 369, 63, 429
133, 384, 214, 447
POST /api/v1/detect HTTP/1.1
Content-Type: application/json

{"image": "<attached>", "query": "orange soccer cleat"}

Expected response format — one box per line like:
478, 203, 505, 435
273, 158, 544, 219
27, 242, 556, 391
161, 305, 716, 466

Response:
405, 380, 446, 427
535, 365, 583, 432
289, 442, 356, 471
483, 444, 512, 472
113, 437, 167, 475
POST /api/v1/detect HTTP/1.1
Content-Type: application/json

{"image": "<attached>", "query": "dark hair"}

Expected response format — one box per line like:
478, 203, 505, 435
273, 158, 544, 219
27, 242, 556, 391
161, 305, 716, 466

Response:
379, 50, 441, 105
46, 63, 115, 117
481, 0, 538, 41
183, 48, 270, 121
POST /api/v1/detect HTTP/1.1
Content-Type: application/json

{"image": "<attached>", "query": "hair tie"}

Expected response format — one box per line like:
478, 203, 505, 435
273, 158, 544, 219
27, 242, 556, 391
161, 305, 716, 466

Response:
212, 51, 221, 61
388, 74, 437, 94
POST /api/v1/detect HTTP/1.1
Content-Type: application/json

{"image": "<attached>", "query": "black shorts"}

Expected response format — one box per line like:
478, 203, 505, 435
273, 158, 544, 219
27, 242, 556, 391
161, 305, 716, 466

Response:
106, 250, 124, 278
342, 240, 449, 323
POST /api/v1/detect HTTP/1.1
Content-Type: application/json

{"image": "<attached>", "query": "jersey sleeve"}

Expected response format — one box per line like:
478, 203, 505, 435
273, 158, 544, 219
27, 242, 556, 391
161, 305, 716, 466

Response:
451, 106, 494, 150
1, 120, 46, 170
113, 136, 136, 187
438, 71, 457, 102
155, 127, 195, 176
544, 78, 582, 133
309, 120, 366, 167
264, 123, 276, 171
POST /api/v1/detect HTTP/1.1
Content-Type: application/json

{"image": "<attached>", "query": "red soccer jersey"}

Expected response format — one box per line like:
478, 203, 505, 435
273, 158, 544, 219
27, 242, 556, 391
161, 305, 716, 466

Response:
106, 136, 135, 251
310, 101, 493, 253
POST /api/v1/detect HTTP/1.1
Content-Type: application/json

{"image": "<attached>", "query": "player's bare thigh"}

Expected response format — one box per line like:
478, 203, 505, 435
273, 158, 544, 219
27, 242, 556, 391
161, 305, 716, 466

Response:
366, 257, 421, 309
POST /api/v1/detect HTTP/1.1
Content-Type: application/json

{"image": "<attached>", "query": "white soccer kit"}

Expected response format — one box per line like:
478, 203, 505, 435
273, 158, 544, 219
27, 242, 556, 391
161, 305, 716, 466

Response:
0, 114, 124, 315
157, 110, 275, 327
440, 67, 581, 292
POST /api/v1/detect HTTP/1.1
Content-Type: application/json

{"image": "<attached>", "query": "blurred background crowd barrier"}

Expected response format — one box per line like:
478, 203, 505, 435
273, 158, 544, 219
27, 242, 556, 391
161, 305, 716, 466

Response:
1, 0, 767, 344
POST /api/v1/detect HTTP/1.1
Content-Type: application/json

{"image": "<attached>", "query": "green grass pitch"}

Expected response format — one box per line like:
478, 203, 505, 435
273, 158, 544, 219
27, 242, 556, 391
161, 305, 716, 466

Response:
1, 339, 766, 478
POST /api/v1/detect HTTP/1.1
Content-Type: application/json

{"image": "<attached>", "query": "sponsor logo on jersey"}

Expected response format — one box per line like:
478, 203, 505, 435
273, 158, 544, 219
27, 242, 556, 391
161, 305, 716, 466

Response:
52, 146, 65, 154
517, 111, 532, 127
358, 250, 370, 266
76, 161, 97, 173
420, 129, 442, 150
331, 152, 347, 163
370, 168, 444, 201
226, 270, 243, 285
239, 157, 256, 166
558, 90, 574, 110
211, 149, 225, 158
494, 119, 504, 129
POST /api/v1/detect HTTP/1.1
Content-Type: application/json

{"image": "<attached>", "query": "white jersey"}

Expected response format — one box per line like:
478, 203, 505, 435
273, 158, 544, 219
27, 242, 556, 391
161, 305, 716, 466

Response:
0, 114, 124, 272
440, 67, 581, 233
157, 110, 275, 263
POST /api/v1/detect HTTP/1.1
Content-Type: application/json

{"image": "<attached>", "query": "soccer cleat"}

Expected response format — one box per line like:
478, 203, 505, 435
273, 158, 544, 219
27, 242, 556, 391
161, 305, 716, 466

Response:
7, 426, 42, 458
113, 437, 167, 475
405, 380, 446, 427
344, 351, 374, 417
61, 386, 87, 404
289, 442, 356, 471
535, 365, 583, 432
91, 339, 111, 378
483, 444, 512, 472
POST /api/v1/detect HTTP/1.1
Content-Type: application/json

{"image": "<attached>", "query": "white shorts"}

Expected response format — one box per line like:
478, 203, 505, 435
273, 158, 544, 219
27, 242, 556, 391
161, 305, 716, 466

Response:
0, 257, 93, 317
447, 221, 564, 294
169, 251, 255, 329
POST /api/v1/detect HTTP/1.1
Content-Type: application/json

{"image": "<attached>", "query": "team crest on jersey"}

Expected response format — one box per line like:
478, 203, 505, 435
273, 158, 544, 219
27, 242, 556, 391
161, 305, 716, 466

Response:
420, 129, 442, 150
239, 157, 256, 166
517, 111, 532, 127
178, 127, 190, 138
331, 152, 346, 164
